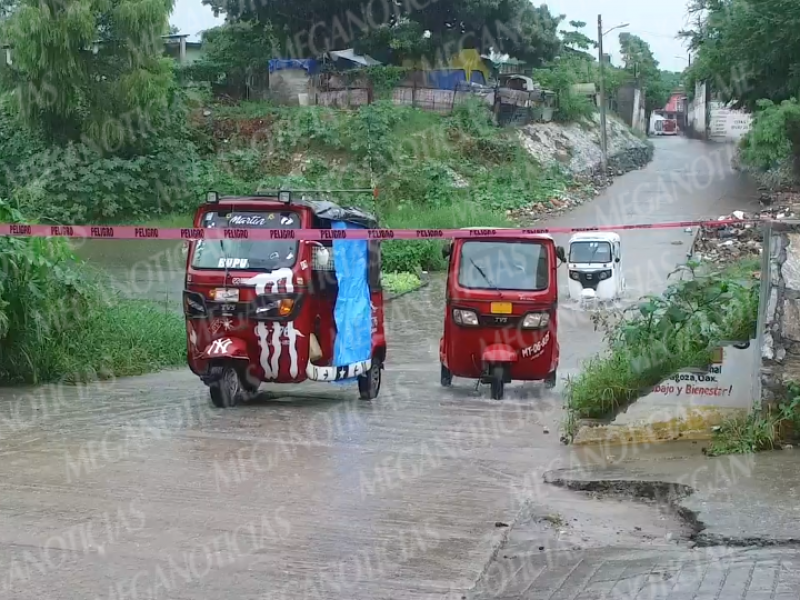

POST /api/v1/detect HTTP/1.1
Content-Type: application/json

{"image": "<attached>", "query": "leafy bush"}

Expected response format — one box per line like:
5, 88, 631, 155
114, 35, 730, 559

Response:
0, 200, 184, 383
708, 383, 800, 456
565, 260, 760, 432
532, 61, 596, 122
739, 98, 800, 173
380, 203, 514, 273
381, 272, 421, 296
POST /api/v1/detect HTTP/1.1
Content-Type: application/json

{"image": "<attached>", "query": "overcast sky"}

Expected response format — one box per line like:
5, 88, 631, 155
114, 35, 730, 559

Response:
169, 0, 693, 72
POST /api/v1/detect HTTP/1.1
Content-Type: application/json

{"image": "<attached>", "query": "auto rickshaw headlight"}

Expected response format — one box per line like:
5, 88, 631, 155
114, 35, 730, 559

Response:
279, 298, 295, 316
569, 270, 580, 281
522, 312, 550, 329
452, 309, 479, 326
598, 270, 611, 280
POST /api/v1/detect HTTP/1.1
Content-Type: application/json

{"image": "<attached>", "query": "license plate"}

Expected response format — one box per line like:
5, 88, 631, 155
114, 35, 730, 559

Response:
490, 302, 512, 314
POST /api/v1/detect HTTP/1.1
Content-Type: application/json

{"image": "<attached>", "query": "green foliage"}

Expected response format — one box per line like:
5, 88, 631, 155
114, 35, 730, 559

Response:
680, 0, 800, 110
380, 203, 514, 273
181, 21, 277, 90
352, 21, 433, 65
559, 20, 597, 61
381, 272, 422, 296
564, 260, 760, 435
3, 0, 176, 146
0, 200, 184, 384
532, 59, 595, 122
708, 382, 800, 456
203, 0, 564, 68
739, 98, 800, 173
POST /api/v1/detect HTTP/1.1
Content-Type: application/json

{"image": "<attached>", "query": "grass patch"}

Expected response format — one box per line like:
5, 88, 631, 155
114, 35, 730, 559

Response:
381, 202, 514, 273
15, 299, 185, 384
0, 200, 185, 385
382, 272, 422, 296
564, 259, 760, 437
707, 383, 800, 456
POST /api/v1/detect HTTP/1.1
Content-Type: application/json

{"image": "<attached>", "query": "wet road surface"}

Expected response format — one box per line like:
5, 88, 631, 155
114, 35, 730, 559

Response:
0, 139, 777, 599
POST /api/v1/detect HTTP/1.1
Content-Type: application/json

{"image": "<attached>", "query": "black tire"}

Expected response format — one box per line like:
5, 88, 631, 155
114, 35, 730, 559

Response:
441, 364, 453, 387
209, 366, 242, 408
544, 370, 557, 389
358, 358, 382, 401
732, 341, 750, 350
490, 366, 505, 400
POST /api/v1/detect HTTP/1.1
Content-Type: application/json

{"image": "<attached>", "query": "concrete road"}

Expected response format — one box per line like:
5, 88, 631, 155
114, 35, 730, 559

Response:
0, 139, 777, 599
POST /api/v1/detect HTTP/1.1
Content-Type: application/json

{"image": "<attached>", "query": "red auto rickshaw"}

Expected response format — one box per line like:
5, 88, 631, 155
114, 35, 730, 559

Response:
439, 230, 566, 399
183, 191, 386, 408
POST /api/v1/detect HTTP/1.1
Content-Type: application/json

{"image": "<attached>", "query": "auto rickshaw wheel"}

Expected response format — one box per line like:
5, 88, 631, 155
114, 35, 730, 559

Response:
440, 364, 452, 387
544, 370, 558, 389
490, 366, 505, 400
358, 359, 382, 401
209, 365, 242, 408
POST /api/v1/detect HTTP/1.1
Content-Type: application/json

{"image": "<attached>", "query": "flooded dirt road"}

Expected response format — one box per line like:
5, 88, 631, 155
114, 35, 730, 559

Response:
0, 139, 766, 599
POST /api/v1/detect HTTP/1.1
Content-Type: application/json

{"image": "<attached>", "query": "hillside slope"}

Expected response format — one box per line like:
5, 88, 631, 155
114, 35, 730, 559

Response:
196, 100, 653, 272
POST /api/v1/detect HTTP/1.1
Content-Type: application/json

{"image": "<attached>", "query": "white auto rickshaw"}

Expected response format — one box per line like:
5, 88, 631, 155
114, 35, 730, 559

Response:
567, 232, 624, 303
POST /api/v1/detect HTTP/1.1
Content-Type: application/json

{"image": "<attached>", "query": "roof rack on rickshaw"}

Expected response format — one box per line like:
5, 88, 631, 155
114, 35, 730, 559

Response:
205, 188, 379, 205
203, 189, 381, 230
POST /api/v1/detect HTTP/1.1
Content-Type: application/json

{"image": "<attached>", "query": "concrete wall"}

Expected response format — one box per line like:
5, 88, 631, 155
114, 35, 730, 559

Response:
709, 106, 753, 142
630, 88, 646, 134
760, 223, 800, 409
616, 83, 637, 128
687, 81, 707, 139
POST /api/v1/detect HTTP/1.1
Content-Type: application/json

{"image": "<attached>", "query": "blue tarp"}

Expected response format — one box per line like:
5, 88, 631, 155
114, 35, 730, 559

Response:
331, 221, 371, 382
268, 59, 319, 74
425, 69, 466, 90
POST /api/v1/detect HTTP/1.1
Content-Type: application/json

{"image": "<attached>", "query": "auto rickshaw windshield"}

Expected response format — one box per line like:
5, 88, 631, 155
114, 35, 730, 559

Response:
191, 210, 300, 271
457, 241, 549, 291
569, 241, 611, 263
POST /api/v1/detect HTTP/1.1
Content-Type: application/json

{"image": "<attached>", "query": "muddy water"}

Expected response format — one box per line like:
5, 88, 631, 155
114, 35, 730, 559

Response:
75, 239, 186, 306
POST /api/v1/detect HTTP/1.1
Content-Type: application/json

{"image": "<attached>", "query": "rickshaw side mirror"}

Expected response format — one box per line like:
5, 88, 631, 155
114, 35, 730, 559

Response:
615, 257, 620, 263
442, 243, 451, 259
556, 246, 566, 263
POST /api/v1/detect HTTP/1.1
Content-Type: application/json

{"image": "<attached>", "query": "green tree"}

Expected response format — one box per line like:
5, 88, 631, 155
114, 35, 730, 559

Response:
202, 0, 564, 67
3, 0, 176, 147
680, 0, 800, 110
559, 19, 596, 61
182, 21, 277, 91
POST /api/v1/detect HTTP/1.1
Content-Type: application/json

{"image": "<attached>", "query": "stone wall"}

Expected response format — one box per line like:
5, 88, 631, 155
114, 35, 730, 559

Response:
760, 222, 800, 408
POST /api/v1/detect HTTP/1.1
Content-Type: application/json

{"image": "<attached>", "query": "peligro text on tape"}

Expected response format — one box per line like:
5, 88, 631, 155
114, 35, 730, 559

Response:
0, 219, 762, 241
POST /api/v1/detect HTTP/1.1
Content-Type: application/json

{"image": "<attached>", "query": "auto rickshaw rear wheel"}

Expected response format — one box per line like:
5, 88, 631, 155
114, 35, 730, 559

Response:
440, 364, 452, 387
544, 370, 557, 389
490, 366, 505, 400
358, 358, 382, 401
209, 365, 243, 408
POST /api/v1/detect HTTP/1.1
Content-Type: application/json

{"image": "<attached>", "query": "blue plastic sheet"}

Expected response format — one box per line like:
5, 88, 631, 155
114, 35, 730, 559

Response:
268, 59, 319, 74
425, 69, 466, 90
331, 221, 372, 382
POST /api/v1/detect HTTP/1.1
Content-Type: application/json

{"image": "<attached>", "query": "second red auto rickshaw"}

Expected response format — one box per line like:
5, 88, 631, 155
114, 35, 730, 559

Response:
439, 230, 566, 399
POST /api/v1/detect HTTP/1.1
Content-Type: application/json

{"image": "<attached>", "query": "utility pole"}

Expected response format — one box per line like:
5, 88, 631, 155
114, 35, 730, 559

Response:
597, 14, 608, 173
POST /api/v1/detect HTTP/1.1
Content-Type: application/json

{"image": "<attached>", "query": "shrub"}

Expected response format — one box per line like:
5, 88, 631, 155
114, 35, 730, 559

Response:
739, 98, 800, 174
380, 203, 514, 273
564, 260, 759, 432
0, 200, 184, 384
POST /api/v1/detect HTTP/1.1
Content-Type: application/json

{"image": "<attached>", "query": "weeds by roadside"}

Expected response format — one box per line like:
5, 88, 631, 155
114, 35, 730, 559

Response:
563, 259, 760, 439
707, 384, 800, 456
381, 272, 422, 296
0, 201, 185, 385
